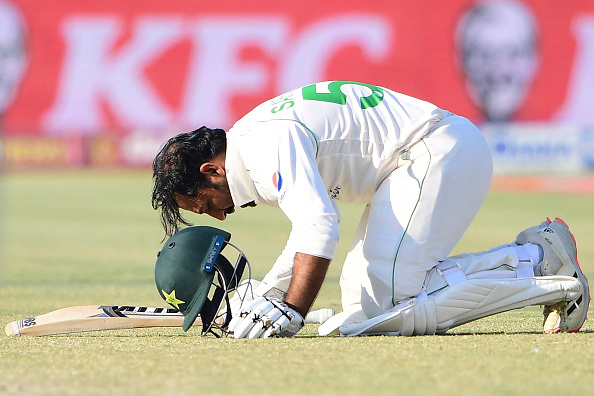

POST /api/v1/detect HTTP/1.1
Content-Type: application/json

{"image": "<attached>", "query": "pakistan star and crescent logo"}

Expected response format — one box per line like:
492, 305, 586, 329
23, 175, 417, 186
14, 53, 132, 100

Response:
162, 289, 185, 309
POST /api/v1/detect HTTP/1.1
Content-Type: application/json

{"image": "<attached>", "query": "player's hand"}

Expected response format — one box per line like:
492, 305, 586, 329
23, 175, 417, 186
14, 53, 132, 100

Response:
228, 296, 304, 339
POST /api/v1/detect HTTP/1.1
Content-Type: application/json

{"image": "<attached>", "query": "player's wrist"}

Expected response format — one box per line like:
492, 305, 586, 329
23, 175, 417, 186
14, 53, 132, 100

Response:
284, 301, 307, 318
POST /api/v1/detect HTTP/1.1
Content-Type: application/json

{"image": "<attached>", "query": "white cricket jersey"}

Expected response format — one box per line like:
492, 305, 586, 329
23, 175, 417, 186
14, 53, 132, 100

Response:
226, 81, 449, 260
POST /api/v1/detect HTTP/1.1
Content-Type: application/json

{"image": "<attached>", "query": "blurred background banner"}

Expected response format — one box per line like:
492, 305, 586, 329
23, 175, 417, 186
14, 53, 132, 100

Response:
1, 0, 593, 173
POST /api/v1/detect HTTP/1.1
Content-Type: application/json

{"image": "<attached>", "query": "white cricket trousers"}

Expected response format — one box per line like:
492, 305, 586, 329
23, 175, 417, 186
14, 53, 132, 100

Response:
339, 114, 493, 319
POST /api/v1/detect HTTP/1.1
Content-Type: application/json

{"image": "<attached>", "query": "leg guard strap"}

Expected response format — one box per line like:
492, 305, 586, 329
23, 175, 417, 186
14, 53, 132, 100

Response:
515, 245, 536, 279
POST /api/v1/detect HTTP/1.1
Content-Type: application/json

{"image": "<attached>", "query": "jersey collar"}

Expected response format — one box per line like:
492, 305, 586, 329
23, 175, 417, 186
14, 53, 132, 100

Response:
225, 132, 259, 208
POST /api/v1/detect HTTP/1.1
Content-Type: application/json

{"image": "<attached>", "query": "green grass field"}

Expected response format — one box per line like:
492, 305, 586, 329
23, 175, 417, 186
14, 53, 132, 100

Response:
1, 170, 592, 395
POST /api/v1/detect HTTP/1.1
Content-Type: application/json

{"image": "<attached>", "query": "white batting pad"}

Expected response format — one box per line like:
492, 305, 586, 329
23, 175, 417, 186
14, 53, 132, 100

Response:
340, 275, 582, 337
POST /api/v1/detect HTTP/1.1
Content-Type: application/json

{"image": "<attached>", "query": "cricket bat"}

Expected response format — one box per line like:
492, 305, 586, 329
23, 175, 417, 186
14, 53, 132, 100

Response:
5, 305, 336, 337
4, 305, 199, 337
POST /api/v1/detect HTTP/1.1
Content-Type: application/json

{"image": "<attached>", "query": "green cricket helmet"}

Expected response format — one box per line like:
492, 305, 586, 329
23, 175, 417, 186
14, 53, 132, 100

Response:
155, 226, 250, 336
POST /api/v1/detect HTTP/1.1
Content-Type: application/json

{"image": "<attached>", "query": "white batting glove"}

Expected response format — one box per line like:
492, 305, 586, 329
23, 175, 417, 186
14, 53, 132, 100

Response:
228, 296, 304, 339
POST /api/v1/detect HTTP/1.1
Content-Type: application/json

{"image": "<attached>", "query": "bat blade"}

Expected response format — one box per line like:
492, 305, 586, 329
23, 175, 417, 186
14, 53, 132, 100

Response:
4, 305, 201, 337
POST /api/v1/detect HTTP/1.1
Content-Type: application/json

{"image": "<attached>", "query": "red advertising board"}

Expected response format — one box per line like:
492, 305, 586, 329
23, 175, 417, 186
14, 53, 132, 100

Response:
1, 0, 593, 168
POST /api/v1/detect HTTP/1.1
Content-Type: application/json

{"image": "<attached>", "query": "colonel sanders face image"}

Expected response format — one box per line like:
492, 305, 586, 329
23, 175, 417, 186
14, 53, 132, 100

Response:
455, 0, 539, 122
0, 0, 28, 120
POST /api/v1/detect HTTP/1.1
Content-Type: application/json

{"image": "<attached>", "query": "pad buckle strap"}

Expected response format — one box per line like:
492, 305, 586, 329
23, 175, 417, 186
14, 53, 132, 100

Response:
436, 260, 467, 287
515, 245, 534, 279
423, 260, 467, 296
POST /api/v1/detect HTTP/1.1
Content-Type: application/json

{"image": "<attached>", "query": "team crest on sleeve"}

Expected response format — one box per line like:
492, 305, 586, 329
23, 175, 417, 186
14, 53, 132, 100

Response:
272, 171, 283, 191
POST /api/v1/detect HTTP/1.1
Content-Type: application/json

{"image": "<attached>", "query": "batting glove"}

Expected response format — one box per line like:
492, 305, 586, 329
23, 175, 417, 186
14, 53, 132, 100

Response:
228, 296, 304, 339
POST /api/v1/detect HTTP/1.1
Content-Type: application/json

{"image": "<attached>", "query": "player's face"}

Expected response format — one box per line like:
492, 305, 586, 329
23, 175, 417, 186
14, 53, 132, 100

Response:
176, 180, 235, 221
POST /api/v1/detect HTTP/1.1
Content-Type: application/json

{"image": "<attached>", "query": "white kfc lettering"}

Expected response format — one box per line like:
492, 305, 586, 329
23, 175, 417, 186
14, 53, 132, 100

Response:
42, 15, 392, 134
556, 16, 594, 124
180, 18, 288, 128
277, 14, 391, 92
43, 17, 184, 133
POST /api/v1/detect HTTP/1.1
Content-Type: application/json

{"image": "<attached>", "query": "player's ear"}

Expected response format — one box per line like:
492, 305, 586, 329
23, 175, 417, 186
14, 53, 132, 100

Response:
199, 162, 225, 179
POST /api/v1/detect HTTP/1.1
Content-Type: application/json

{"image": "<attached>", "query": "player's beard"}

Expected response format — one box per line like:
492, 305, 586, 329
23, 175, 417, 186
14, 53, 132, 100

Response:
202, 178, 235, 216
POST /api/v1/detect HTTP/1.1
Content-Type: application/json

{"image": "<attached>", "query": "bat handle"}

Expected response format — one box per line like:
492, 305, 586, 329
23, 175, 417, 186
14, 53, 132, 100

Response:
5, 321, 20, 336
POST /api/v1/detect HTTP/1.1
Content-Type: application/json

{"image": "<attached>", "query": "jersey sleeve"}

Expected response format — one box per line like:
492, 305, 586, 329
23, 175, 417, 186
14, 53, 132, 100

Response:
276, 121, 340, 260
237, 119, 341, 261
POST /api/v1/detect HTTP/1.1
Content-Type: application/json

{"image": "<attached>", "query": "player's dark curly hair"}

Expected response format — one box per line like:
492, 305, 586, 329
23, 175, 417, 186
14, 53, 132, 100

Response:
152, 127, 227, 237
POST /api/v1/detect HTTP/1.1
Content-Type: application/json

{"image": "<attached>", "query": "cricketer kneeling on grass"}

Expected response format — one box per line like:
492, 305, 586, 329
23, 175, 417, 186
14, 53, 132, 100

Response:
151, 80, 590, 338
